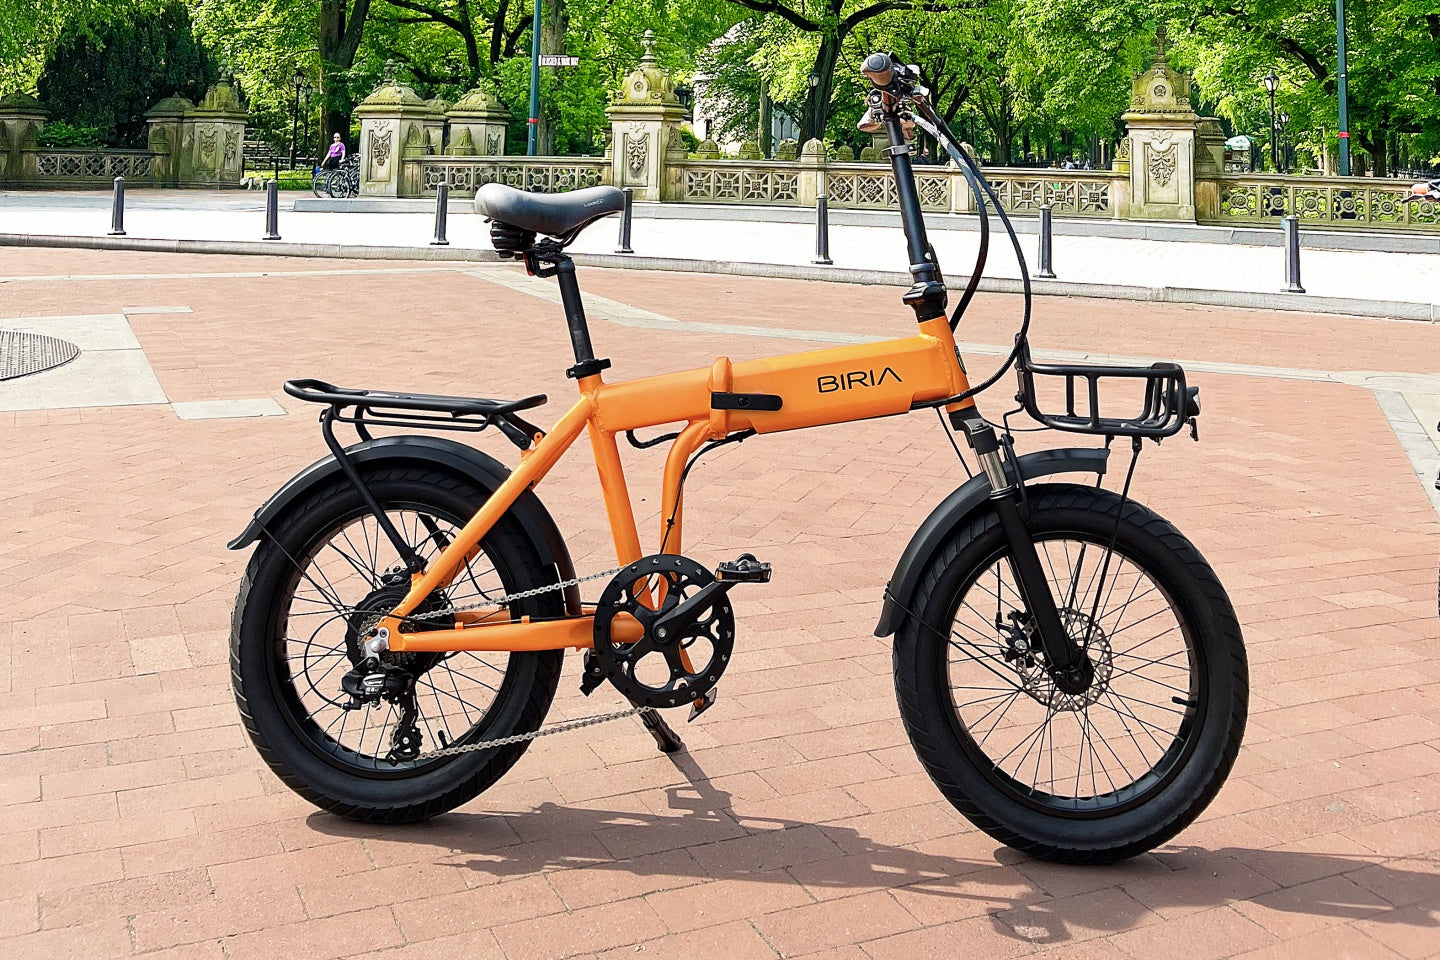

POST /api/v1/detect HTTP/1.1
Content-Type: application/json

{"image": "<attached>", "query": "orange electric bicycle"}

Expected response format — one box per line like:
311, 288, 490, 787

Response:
230, 54, 1247, 862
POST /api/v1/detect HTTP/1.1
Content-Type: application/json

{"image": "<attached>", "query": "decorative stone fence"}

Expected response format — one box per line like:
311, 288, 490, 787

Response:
1206, 173, 1439, 230
0, 83, 248, 189
350, 26, 1437, 233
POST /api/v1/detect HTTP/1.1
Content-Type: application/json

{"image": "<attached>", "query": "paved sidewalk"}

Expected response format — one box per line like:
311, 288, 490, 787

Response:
3, 189, 1439, 314
1, 247, 1439, 960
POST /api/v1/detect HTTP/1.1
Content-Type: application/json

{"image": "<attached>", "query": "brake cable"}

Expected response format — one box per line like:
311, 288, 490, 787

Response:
910, 104, 1034, 406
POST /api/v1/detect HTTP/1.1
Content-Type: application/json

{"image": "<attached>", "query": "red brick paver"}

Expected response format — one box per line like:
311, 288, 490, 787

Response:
2, 248, 1438, 959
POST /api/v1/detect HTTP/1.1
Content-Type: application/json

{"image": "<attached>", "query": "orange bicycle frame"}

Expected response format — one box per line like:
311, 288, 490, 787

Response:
375, 314, 975, 654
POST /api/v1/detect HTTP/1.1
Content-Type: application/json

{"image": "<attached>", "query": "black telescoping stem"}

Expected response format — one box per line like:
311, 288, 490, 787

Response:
108, 176, 126, 236
883, 113, 947, 323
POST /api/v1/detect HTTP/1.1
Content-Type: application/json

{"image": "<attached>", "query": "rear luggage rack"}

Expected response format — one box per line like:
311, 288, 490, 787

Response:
1015, 350, 1197, 439
284, 378, 546, 449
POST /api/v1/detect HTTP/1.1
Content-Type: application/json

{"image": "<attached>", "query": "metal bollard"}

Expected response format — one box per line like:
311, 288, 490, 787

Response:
108, 176, 126, 236
263, 180, 281, 240
1282, 214, 1305, 293
1036, 204, 1056, 279
813, 194, 833, 265
615, 188, 634, 254
431, 182, 450, 246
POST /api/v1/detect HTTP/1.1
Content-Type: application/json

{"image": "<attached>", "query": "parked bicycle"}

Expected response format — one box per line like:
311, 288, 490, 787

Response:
311, 154, 360, 199
229, 53, 1249, 863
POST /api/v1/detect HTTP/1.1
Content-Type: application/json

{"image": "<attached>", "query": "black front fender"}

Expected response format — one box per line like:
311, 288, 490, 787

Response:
874, 447, 1109, 637
228, 435, 580, 614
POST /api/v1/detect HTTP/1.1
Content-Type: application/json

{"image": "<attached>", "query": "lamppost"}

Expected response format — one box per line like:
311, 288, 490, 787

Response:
806, 71, 819, 148
1336, 0, 1351, 175
526, 0, 542, 155
290, 68, 304, 169
1277, 110, 1290, 173
1263, 70, 1279, 172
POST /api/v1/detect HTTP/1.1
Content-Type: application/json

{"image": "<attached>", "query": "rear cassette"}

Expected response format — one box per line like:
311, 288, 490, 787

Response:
591, 555, 735, 708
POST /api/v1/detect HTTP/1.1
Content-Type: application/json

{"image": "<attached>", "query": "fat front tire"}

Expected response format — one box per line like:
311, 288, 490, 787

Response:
231, 466, 564, 823
893, 483, 1247, 863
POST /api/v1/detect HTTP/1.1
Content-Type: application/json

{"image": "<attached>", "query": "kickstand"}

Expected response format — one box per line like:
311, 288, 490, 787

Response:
636, 708, 685, 754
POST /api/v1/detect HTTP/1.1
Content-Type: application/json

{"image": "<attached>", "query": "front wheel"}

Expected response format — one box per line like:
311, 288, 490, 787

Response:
893, 483, 1247, 863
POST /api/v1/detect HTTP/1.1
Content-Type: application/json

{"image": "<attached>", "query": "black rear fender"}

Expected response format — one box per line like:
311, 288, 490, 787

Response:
228, 435, 580, 615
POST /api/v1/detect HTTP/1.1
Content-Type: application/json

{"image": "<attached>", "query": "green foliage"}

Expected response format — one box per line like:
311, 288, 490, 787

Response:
35, 1, 217, 147
34, 120, 105, 147
7, 0, 1434, 170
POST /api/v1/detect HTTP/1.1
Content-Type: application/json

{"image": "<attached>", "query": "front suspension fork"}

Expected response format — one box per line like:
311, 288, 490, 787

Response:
959, 415, 1093, 694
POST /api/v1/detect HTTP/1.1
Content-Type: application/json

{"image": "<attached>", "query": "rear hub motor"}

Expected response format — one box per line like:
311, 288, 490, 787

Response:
591, 555, 736, 709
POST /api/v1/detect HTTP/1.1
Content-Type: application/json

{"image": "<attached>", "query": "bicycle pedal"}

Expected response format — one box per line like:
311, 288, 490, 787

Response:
715, 553, 771, 584
688, 688, 718, 722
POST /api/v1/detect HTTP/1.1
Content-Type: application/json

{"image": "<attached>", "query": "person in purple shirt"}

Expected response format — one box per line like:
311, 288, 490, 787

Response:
322, 133, 346, 170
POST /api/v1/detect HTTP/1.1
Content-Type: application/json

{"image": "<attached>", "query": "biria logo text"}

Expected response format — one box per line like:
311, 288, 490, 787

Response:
817, 367, 903, 393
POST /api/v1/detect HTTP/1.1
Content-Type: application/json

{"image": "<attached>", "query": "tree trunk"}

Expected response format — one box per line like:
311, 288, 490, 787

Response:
318, 0, 371, 146
1356, 130, 1388, 178
758, 77, 772, 157
799, 32, 840, 146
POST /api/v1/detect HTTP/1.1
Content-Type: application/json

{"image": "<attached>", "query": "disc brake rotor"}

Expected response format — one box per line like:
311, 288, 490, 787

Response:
592, 555, 735, 709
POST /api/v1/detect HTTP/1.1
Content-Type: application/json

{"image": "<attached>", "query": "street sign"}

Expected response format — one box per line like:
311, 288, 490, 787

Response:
539, 55, 580, 67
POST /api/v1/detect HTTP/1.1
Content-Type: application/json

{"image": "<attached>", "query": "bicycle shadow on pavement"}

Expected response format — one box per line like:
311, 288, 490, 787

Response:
307, 750, 1438, 946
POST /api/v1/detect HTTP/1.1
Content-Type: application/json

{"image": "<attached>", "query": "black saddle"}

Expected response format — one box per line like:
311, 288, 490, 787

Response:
475, 183, 624, 241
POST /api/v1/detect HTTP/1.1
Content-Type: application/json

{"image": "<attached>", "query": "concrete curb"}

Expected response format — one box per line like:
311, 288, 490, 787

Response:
3, 231, 1435, 322
290, 197, 1440, 255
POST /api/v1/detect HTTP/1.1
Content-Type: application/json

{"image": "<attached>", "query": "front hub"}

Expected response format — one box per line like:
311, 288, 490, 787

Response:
1001, 609, 1114, 711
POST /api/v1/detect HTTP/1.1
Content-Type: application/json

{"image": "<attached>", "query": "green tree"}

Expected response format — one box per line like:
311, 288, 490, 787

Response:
35, 2, 217, 146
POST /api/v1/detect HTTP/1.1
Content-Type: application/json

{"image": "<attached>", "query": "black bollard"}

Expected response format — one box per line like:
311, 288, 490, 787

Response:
813, 194, 833, 265
431, 182, 450, 246
108, 176, 126, 236
1282, 214, 1305, 293
615, 187, 634, 254
1036, 204, 1056, 279
263, 180, 281, 240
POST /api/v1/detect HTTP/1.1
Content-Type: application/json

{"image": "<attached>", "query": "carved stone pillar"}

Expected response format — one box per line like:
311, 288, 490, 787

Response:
447, 87, 511, 157
144, 96, 193, 186
799, 138, 826, 206
1119, 27, 1199, 221
355, 78, 433, 198
184, 82, 248, 186
0, 92, 47, 185
605, 30, 686, 202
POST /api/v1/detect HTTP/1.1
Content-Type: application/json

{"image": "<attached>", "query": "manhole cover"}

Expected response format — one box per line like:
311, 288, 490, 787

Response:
0, 330, 81, 381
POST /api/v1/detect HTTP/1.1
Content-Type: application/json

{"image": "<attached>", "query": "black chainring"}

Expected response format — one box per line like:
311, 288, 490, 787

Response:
592, 555, 735, 709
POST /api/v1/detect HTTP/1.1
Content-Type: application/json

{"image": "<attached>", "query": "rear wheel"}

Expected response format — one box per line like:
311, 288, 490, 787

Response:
894, 483, 1247, 862
231, 466, 564, 822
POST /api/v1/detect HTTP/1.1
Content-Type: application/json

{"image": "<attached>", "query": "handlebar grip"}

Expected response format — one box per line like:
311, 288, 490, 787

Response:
862, 52, 894, 87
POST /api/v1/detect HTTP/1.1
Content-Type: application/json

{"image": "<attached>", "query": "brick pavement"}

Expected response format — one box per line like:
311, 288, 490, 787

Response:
1, 248, 1438, 959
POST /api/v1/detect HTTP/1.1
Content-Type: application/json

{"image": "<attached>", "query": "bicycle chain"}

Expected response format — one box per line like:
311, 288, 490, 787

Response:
402, 565, 624, 623
411, 704, 654, 761
388, 564, 634, 762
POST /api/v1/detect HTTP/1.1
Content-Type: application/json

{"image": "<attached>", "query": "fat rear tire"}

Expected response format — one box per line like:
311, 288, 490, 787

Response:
231, 466, 564, 823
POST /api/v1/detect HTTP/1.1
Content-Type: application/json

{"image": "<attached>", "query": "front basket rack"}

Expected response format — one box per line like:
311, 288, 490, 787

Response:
1015, 349, 1197, 439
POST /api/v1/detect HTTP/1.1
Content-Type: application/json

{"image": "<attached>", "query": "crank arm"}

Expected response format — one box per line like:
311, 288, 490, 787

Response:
650, 554, 771, 643
651, 580, 733, 644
